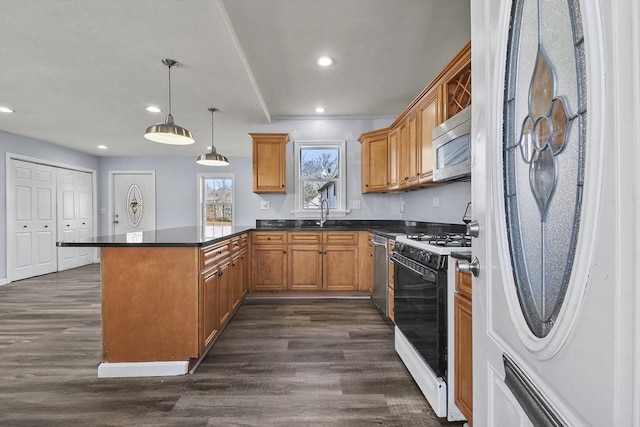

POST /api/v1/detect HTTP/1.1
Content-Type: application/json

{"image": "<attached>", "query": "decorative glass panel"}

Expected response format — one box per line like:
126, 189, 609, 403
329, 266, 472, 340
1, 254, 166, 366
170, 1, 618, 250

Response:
503, 0, 586, 337
126, 184, 143, 227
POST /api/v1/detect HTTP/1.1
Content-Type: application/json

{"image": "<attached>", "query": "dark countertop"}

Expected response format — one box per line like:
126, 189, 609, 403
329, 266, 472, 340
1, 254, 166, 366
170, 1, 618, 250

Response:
57, 220, 467, 248
56, 226, 254, 248
450, 251, 472, 261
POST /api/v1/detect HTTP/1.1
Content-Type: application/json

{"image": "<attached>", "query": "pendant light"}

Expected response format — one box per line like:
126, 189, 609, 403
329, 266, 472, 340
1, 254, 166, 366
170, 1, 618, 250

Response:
197, 107, 229, 166
144, 59, 194, 145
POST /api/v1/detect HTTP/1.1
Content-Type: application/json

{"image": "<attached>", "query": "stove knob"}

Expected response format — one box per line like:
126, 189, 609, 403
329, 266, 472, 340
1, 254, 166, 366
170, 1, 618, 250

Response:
418, 251, 427, 262
425, 252, 432, 263
396, 242, 405, 253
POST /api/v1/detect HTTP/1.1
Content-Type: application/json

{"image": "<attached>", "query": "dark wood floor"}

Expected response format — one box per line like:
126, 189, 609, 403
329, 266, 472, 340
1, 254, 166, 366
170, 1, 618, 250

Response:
0, 264, 457, 426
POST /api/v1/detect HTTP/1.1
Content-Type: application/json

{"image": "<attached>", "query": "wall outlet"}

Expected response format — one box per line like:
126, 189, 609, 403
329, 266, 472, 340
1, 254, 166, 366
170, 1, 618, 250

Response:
348, 200, 361, 210
260, 200, 271, 210
432, 196, 440, 208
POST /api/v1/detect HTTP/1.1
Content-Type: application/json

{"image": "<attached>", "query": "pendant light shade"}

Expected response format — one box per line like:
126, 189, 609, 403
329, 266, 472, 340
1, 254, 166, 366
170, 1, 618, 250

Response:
197, 108, 229, 166
144, 59, 194, 145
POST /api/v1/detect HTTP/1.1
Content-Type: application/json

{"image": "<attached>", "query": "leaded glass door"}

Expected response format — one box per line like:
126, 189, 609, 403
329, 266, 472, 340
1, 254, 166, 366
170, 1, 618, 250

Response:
471, 0, 640, 426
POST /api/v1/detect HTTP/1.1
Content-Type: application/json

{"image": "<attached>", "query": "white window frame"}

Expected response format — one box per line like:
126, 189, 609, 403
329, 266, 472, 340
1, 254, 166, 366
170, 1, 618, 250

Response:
197, 173, 236, 228
293, 140, 348, 217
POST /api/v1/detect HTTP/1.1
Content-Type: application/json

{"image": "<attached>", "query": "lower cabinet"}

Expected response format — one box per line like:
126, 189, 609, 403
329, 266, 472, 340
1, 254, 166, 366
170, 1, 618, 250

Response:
454, 266, 473, 425
199, 234, 248, 353
251, 231, 366, 293
201, 266, 220, 349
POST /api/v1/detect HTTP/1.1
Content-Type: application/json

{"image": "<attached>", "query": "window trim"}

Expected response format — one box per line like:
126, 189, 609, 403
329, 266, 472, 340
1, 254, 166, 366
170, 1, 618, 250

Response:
293, 140, 348, 217
197, 173, 236, 228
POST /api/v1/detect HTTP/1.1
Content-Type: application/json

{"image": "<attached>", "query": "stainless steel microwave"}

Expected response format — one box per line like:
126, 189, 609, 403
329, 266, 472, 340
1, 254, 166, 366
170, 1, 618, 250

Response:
432, 106, 471, 182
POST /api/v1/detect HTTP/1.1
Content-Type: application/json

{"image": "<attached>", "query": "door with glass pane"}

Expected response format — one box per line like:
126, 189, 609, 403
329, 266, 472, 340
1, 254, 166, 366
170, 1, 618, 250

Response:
199, 174, 234, 238
472, 1, 639, 426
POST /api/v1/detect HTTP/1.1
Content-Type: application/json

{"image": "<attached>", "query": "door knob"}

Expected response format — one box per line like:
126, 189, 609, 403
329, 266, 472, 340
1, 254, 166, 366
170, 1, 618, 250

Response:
458, 256, 480, 277
467, 220, 480, 238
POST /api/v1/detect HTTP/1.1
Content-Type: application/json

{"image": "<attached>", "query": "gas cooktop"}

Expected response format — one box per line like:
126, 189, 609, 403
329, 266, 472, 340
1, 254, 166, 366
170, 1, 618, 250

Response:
396, 232, 471, 255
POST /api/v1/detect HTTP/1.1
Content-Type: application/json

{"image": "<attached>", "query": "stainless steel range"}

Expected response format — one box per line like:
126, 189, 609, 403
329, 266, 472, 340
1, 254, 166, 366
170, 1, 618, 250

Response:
392, 231, 467, 421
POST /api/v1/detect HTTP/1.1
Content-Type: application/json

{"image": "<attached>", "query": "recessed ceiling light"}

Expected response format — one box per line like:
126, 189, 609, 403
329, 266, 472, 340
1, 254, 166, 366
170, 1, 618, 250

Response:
315, 107, 325, 113
0, 106, 15, 113
97, 145, 108, 150
316, 56, 333, 67
145, 106, 162, 113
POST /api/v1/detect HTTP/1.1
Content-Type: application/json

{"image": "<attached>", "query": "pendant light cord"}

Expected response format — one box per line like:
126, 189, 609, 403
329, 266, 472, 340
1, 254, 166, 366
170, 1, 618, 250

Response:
167, 64, 173, 116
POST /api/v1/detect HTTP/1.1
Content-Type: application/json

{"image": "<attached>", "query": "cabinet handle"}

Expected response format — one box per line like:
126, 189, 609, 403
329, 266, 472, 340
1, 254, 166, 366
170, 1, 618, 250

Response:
324, 251, 327, 255
23, 225, 27, 228
82, 222, 86, 225
218, 271, 223, 277
44, 225, 48, 228
365, 184, 369, 187
318, 251, 322, 254
217, 250, 222, 255
67, 224, 71, 227
267, 237, 271, 240
282, 184, 285, 188
283, 251, 287, 254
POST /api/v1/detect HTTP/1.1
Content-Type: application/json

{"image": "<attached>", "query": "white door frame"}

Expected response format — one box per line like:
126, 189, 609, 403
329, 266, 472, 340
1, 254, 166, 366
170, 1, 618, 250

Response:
5, 152, 98, 284
107, 170, 156, 235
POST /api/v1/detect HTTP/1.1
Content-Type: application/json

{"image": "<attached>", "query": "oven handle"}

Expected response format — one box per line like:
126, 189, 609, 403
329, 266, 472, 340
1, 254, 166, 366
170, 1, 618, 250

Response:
390, 253, 437, 282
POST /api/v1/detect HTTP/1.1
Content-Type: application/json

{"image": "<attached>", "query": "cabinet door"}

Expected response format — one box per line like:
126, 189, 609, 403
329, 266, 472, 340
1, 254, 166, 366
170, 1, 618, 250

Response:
387, 128, 399, 189
398, 122, 410, 187
360, 132, 389, 192
218, 262, 232, 327
289, 245, 323, 290
323, 245, 359, 291
230, 253, 242, 311
418, 88, 442, 183
201, 269, 219, 349
406, 112, 419, 186
250, 133, 289, 193
251, 245, 288, 291
454, 293, 473, 424
239, 248, 249, 297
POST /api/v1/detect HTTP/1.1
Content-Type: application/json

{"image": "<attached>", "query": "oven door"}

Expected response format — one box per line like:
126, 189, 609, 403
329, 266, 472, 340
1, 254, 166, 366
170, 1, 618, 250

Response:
393, 257, 447, 378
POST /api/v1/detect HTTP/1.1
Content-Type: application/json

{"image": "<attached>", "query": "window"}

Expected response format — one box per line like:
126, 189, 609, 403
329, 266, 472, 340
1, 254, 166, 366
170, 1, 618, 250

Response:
198, 173, 234, 237
294, 140, 347, 216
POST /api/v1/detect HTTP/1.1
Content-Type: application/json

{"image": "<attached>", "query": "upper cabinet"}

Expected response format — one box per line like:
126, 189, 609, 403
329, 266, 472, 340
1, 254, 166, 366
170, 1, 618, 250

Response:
250, 133, 290, 194
359, 41, 471, 193
359, 128, 390, 193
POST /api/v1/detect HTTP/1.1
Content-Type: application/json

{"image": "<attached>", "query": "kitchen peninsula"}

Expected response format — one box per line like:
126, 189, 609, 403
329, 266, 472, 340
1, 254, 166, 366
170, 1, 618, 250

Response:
58, 226, 252, 378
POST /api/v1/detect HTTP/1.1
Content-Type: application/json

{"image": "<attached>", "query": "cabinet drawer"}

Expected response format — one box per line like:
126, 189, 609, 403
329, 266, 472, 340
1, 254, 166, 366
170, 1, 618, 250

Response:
229, 234, 248, 252
288, 232, 321, 244
200, 240, 230, 270
252, 231, 286, 244
455, 264, 472, 300
323, 231, 358, 245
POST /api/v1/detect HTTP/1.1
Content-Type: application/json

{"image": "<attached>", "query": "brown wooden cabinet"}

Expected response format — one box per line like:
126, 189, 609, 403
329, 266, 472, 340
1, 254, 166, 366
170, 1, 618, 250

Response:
251, 231, 288, 291
388, 239, 395, 323
201, 264, 220, 350
418, 88, 442, 183
358, 40, 471, 193
454, 265, 473, 425
250, 133, 289, 193
288, 232, 323, 290
359, 129, 389, 193
388, 127, 399, 190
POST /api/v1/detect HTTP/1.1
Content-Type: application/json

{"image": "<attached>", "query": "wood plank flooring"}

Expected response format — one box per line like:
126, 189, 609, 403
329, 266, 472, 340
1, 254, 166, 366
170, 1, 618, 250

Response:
0, 264, 459, 426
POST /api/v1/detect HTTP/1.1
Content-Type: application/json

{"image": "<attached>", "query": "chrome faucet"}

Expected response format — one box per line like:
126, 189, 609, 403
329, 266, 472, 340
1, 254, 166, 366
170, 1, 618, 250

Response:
317, 198, 329, 227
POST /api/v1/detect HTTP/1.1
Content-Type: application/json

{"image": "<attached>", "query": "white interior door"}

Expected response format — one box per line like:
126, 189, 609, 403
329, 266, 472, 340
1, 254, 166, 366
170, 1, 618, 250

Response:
8, 160, 57, 281
111, 171, 156, 235
57, 169, 94, 271
472, 1, 639, 426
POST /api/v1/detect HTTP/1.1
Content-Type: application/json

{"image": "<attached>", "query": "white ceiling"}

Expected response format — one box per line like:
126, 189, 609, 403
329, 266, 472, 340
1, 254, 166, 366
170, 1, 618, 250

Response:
0, 0, 470, 158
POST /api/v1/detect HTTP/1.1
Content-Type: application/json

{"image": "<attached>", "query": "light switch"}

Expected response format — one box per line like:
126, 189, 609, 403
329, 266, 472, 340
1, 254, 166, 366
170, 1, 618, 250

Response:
348, 200, 361, 210
432, 196, 440, 208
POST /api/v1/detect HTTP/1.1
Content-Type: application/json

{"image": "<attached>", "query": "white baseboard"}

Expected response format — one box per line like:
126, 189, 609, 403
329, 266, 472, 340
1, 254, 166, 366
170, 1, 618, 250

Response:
0, 278, 9, 286
97, 361, 189, 378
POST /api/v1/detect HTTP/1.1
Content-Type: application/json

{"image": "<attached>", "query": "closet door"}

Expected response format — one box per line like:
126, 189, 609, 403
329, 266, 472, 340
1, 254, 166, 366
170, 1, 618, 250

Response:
8, 160, 57, 281
57, 169, 94, 271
